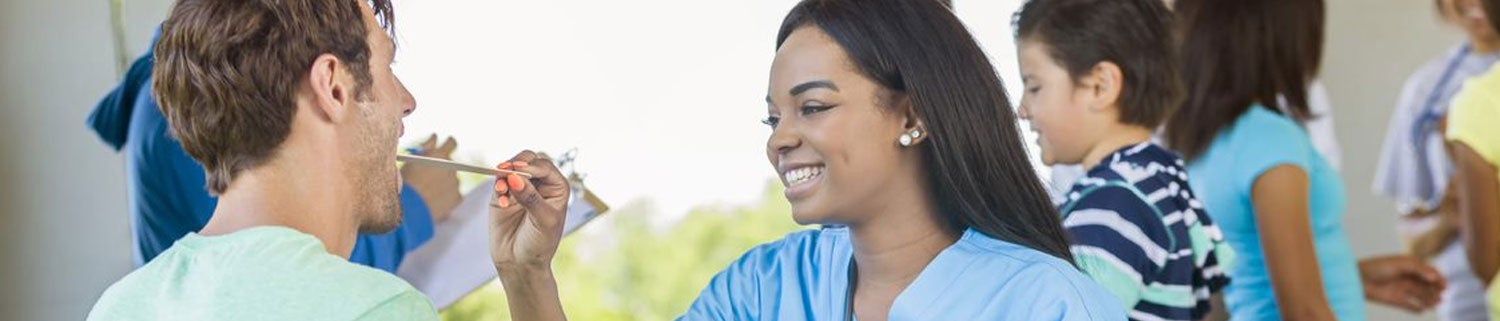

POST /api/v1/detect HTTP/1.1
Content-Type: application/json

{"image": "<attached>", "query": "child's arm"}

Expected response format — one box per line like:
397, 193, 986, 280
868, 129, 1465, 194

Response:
1252, 165, 1337, 321
1452, 142, 1500, 285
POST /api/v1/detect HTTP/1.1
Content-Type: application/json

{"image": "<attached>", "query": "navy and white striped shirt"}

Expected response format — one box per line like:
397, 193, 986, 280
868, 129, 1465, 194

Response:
1060, 142, 1233, 321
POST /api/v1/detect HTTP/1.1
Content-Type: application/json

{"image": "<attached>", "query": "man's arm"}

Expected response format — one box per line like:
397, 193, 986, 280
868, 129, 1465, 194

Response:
88, 49, 154, 150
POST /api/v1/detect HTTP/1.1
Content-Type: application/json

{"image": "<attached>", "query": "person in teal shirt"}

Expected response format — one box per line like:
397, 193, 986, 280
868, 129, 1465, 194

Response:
1163, 0, 1447, 319
1182, 105, 1366, 320
483, 0, 1124, 320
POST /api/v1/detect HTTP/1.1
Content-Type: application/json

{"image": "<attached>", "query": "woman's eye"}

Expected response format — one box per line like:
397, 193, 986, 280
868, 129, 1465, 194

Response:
761, 116, 780, 128
800, 105, 832, 115
1027, 86, 1040, 93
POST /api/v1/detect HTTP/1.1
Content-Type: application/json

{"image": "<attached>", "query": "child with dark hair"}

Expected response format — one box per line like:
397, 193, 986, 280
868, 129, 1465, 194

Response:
1163, 0, 1369, 319
1013, 0, 1232, 319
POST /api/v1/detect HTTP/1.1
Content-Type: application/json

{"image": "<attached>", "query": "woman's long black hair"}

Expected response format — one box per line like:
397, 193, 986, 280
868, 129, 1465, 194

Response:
776, 0, 1074, 263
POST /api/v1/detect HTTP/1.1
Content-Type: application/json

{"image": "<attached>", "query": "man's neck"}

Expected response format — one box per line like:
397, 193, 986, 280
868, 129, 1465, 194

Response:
197, 157, 359, 258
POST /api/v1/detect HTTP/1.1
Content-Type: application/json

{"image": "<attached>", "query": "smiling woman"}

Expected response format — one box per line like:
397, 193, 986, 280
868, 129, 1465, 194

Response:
764, 0, 1074, 264
484, 0, 1125, 320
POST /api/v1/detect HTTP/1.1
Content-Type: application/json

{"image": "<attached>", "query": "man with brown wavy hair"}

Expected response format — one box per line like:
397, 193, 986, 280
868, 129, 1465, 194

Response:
85, 0, 440, 319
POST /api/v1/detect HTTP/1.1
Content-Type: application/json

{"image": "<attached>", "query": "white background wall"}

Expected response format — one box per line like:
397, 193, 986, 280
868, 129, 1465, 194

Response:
1326, 0, 1462, 320
0, 0, 1465, 320
0, 0, 170, 320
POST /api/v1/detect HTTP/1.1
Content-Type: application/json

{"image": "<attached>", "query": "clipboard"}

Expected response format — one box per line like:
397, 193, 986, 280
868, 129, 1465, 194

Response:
395, 152, 607, 309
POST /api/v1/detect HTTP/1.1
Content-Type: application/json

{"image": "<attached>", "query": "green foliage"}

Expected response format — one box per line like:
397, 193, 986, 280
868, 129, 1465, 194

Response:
441, 180, 805, 321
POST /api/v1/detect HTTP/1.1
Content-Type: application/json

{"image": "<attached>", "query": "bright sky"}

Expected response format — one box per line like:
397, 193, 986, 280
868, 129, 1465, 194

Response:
392, 0, 1042, 222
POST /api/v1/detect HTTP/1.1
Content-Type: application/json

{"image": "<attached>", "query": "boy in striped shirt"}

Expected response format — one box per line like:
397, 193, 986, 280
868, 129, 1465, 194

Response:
1013, 0, 1233, 319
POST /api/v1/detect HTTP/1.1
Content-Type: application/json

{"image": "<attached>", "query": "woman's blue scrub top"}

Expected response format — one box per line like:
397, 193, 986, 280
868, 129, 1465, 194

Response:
679, 227, 1125, 320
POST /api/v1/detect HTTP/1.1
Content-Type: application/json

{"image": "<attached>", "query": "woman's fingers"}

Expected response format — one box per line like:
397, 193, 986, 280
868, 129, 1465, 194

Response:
506, 151, 571, 200
491, 151, 570, 229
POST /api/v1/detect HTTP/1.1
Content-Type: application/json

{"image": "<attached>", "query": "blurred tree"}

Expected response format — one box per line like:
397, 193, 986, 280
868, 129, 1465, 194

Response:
441, 180, 805, 321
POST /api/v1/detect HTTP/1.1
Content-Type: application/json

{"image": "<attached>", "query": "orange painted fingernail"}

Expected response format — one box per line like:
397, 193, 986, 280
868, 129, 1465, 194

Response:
498, 162, 513, 170
507, 174, 525, 191
494, 179, 508, 194
498, 195, 511, 208
512, 161, 530, 169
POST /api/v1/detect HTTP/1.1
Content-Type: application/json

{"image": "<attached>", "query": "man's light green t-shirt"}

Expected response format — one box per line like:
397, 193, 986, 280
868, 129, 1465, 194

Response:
87, 226, 438, 321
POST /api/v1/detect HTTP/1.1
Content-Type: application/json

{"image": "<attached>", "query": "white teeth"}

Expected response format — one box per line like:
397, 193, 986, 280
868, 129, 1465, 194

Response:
783, 166, 825, 186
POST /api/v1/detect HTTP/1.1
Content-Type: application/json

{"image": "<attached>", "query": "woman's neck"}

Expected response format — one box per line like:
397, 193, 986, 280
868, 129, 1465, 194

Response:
845, 208, 956, 321
847, 202, 958, 288
850, 226, 955, 284
840, 159, 957, 320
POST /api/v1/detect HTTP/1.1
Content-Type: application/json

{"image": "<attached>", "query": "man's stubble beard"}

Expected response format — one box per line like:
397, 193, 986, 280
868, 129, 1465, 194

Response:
351, 101, 403, 235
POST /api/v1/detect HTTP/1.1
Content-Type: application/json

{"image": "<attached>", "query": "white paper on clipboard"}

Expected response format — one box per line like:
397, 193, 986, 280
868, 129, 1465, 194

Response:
396, 178, 604, 309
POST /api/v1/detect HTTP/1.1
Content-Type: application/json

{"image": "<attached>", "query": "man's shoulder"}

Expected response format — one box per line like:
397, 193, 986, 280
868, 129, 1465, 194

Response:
88, 228, 435, 321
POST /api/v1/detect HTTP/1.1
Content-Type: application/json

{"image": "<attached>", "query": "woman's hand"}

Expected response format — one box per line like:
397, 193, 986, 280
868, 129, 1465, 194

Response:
488, 150, 571, 321
489, 150, 571, 271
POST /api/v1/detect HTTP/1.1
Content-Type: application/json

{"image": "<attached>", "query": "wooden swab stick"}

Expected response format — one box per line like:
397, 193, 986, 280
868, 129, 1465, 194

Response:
397, 154, 534, 178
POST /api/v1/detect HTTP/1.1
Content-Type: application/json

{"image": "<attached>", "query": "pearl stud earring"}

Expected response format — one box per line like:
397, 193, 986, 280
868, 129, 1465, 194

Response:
899, 129, 921, 146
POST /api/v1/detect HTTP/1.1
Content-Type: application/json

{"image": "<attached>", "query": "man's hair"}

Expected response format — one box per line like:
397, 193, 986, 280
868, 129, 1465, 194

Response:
153, 0, 394, 194
1014, 0, 1181, 129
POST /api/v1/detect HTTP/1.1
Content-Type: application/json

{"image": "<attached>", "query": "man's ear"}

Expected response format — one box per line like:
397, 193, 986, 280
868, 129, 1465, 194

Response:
1081, 61, 1124, 113
305, 54, 352, 123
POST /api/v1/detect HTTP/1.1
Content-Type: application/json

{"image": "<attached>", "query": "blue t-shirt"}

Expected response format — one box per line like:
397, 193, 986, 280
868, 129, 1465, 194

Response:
679, 227, 1125, 320
86, 31, 434, 273
1185, 106, 1366, 321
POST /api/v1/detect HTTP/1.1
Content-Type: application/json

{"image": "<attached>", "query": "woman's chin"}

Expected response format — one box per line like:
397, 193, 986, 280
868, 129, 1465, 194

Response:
788, 203, 830, 226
